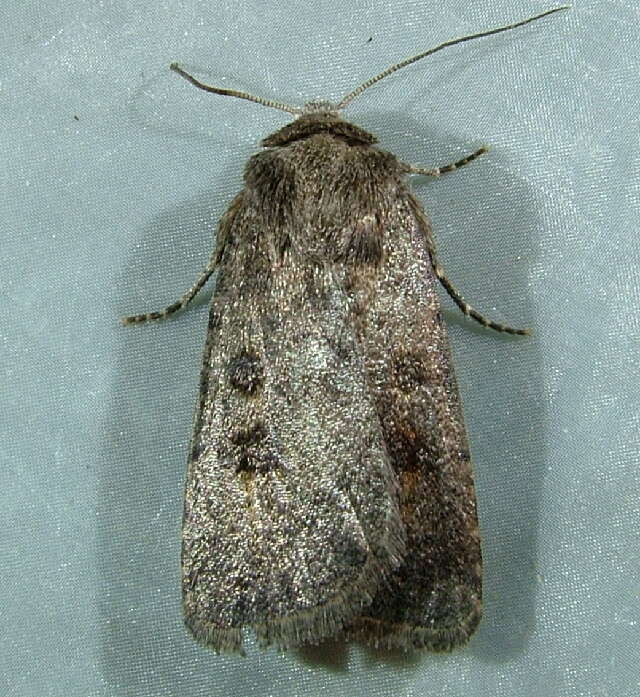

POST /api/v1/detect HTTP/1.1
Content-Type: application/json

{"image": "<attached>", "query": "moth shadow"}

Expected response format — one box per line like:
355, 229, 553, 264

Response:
94, 173, 243, 695
295, 639, 349, 671
358, 645, 423, 668
296, 640, 422, 671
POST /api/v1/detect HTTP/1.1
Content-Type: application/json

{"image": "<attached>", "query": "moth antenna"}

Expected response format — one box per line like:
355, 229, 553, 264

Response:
337, 6, 570, 109
170, 63, 303, 115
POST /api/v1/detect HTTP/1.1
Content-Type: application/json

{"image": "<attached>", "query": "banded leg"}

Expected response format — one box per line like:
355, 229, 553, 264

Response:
409, 146, 488, 177
407, 195, 530, 336
435, 268, 531, 335
121, 258, 216, 325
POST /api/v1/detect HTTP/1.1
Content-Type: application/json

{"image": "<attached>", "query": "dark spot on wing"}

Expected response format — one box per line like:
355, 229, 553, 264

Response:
392, 350, 430, 392
231, 422, 281, 475
236, 451, 280, 475
231, 423, 267, 446
228, 351, 264, 395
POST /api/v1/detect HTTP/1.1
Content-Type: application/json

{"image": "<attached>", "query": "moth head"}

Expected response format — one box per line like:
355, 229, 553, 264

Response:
301, 100, 339, 116
256, 100, 380, 146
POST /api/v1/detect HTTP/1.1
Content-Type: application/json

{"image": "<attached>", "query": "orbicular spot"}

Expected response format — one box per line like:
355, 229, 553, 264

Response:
227, 351, 264, 395
392, 350, 430, 392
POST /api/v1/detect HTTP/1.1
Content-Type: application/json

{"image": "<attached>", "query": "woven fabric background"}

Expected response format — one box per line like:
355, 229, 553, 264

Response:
2, 1, 637, 695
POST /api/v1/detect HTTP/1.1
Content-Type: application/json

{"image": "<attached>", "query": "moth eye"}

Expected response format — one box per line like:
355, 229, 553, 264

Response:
227, 351, 264, 395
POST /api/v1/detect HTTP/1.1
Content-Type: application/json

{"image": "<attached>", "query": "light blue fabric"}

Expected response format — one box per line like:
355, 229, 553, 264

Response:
2, 1, 637, 695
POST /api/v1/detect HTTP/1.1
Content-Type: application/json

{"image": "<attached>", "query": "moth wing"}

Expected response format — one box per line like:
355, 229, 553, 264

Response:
347, 192, 483, 650
182, 244, 404, 651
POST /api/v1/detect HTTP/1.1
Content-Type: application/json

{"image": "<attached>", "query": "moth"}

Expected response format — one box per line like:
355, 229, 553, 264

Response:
123, 7, 567, 652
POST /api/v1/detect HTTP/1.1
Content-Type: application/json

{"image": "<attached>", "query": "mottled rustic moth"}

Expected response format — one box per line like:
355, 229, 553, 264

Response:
123, 6, 568, 653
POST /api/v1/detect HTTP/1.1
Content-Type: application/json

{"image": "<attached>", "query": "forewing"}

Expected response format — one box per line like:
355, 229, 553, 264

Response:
347, 192, 483, 651
182, 232, 404, 651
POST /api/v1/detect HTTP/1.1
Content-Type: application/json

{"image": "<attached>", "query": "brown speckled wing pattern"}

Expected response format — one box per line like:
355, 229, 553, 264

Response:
181, 115, 481, 653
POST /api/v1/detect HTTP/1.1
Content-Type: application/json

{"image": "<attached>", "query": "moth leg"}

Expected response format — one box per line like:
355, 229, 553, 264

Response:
432, 260, 530, 335
407, 195, 530, 335
408, 146, 488, 177
121, 259, 216, 325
